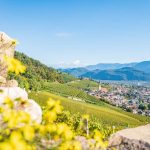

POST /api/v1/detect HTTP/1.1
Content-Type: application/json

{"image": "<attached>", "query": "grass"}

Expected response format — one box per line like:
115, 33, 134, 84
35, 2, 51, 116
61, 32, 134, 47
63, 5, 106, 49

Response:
29, 91, 150, 129
42, 82, 105, 105
66, 79, 99, 90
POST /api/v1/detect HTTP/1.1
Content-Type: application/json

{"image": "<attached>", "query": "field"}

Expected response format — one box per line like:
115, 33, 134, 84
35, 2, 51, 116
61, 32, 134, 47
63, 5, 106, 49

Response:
42, 82, 105, 105
66, 79, 99, 90
29, 91, 150, 129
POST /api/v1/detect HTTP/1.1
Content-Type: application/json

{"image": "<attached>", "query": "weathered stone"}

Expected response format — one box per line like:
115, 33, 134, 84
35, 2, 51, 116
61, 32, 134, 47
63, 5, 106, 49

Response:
0, 63, 7, 79
0, 75, 6, 84
0, 32, 15, 79
0, 87, 28, 103
0, 87, 42, 123
6, 79, 18, 87
24, 99, 42, 124
75, 136, 97, 150
0, 32, 15, 57
108, 124, 150, 150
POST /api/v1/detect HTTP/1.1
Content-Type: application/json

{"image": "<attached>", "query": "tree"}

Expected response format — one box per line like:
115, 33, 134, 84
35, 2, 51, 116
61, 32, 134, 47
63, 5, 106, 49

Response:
148, 104, 150, 110
138, 103, 147, 111
126, 107, 133, 112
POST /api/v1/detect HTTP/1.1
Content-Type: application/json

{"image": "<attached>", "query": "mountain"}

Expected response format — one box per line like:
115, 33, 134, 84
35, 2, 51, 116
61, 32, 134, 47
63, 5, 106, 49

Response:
8, 51, 76, 90
81, 67, 150, 81
59, 67, 89, 77
86, 63, 137, 71
134, 61, 150, 74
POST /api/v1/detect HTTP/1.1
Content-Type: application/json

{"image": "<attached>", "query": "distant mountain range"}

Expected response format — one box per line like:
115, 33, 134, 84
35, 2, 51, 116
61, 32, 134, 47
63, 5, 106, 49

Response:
85, 62, 137, 71
59, 61, 150, 81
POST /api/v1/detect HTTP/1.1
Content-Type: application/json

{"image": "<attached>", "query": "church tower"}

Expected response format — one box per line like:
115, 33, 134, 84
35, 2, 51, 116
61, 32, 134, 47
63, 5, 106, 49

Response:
98, 81, 101, 91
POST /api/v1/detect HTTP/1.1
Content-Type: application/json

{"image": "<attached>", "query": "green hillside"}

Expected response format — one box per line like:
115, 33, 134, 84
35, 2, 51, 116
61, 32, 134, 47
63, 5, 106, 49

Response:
29, 91, 150, 129
41, 82, 106, 105
66, 79, 99, 90
8, 52, 76, 90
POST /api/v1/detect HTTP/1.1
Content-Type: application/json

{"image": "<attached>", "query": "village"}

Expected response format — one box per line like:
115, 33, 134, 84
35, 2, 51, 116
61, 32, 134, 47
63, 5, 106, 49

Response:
87, 82, 150, 116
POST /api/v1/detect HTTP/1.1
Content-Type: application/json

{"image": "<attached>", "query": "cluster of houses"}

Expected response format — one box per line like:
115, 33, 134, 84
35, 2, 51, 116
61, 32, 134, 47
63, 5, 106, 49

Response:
88, 83, 150, 116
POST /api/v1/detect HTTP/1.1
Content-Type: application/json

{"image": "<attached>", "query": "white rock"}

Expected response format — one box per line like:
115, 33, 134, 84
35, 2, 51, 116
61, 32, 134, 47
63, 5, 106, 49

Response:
0, 87, 42, 123
0, 87, 28, 104
0, 32, 15, 55
24, 99, 42, 124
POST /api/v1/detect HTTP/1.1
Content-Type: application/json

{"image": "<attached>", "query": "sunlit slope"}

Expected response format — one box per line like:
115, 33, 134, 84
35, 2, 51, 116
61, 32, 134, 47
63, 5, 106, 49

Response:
66, 80, 99, 90
42, 82, 104, 105
29, 91, 150, 128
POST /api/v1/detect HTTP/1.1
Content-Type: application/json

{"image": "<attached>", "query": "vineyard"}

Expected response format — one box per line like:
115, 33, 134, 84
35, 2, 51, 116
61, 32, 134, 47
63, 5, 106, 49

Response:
29, 91, 150, 130
42, 82, 105, 105
66, 80, 99, 90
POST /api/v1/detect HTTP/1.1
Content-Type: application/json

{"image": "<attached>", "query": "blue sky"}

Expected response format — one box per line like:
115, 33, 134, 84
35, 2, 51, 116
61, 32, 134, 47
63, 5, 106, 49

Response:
0, 0, 150, 68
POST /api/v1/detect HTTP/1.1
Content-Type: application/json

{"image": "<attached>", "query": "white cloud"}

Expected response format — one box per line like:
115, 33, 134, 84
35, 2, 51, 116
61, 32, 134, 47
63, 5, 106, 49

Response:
72, 59, 81, 66
55, 32, 72, 38
54, 59, 83, 68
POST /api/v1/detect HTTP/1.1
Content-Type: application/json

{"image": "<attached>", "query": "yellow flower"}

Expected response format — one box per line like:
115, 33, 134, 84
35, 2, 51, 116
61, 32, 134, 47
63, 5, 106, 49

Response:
57, 123, 68, 135
2, 109, 13, 122
72, 141, 82, 150
17, 111, 31, 124
53, 101, 63, 114
93, 130, 108, 149
47, 99, 62, 114
3, 97, 14, 108
82, 114, 89, 120
57, 123, 73, 140
59, 141, 82, 150
94, 130, 103, 141
63, 128, 74, 140
11, 39, 19, 46
4, 56, 26, 74
47, 98, 56, 108
58, 141, 70, 150
46, 124, 57, 133
0, 142, 13, 150
43, 110, 57, 123
39, 125, 47, 136
22, 125, 35, 141
10, 131, 34, 150
10, 131, 22, 142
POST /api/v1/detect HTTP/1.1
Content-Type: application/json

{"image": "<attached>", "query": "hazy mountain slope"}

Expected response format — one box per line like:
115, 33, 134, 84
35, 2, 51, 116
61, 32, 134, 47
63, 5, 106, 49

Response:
134, 61, 150, 74
86, 63, 137, 71
81, 67, 150, 81
59, 67, 89, 77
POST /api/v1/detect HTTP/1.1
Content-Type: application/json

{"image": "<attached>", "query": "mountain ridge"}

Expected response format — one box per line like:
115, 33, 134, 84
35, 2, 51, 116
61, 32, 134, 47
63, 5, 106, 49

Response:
86, 62, 138, 71
82, 67, 150, 81
59, 61, 150, 81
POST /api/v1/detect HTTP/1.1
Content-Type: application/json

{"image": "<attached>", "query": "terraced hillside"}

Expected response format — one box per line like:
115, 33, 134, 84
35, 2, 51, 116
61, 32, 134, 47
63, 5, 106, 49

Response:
42, 82, 105, 105
29, 91, 150, 129
66, 79, 99, 90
